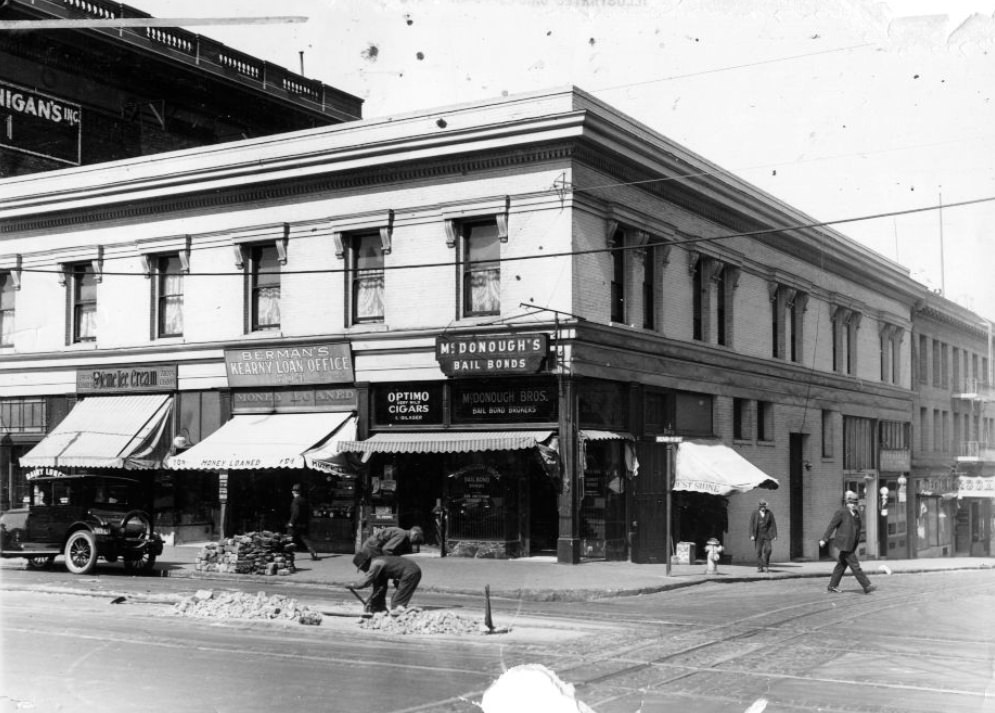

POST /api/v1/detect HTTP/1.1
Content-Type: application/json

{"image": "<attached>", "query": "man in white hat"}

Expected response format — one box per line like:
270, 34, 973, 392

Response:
819, 490, 875, 594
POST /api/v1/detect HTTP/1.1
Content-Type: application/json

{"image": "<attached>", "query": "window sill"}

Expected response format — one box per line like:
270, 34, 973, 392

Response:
348, 323, 389, 334
66, 341, 97, 351
732, 438, 753, 446
756, 439, 776, 447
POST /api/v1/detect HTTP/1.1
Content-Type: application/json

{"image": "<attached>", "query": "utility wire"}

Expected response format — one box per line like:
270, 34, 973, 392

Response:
12, 194, 995, 278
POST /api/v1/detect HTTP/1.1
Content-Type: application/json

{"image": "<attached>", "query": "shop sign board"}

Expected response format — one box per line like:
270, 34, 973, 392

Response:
957, 476, 995, 499
225, 342, 353, 387
77, 364, 177, 393
1, 81, 82, 165
879, 450, 910, 472
373, 383, 444, 426
232, 387, 357, 413
436, 333, 548, 376
451, 380, 558, 423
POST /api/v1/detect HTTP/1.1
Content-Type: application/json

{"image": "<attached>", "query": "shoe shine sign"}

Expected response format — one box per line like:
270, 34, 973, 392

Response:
436, 333, 549, 376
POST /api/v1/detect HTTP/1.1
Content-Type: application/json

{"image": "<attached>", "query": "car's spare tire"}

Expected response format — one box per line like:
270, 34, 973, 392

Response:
120, 510, 152, 552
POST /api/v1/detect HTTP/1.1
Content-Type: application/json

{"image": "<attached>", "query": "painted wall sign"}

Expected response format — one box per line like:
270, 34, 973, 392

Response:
224, 342, 354, 387
436, 333, 548, 376
451, 380, 558, 424
373, 383, 444, 426
232, 387, 357, 414
77, 364, 177, 393
1, 80, 82, 165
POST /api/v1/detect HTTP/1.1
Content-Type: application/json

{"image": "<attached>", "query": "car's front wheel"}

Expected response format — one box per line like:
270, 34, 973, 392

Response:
123, 552, 157, 572
65, 530, 98, 574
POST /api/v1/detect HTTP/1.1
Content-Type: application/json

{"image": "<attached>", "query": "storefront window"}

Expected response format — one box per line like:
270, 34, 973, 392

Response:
580, 441, 628, 560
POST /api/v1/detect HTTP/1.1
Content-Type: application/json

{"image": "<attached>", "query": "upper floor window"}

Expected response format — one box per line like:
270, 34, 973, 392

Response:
879, 324, 903, 385
831, 306, 859, 375
460, 219, 500, 317
692, 256, 703, 341
642, 244, 655, 330
0, 271, 14, 346
349, 232, 385, 324
821, 410, 834, 458
249, 244, 280, 331
610, 226, 626, 323
757, 400, 774, 442
733, 397, 751, 440
154, 255, 184, 338
771, 285, 806, 362
918, 334, 929, 384
70, 262, 97, 343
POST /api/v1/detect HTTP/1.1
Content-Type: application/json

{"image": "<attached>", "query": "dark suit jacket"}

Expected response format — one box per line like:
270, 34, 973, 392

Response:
822, 506, 861, 552
749, 509, 778, 540
289, 494, 310, 529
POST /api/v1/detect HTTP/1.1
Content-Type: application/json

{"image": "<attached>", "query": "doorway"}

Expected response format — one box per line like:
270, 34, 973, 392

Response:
789, 434, 805, 559
630, 441, 668, 564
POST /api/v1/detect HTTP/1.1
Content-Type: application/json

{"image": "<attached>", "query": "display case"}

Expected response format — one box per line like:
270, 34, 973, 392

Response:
307, 473, 358, 553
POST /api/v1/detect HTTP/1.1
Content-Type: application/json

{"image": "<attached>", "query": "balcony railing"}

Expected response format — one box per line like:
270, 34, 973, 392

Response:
957, 440, 995, 462
952, 377, 995, 401
55, 0, 343, 113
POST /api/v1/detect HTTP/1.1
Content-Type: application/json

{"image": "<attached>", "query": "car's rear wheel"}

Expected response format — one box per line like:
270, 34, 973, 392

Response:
65, 530, 98, 574
120, 510, 152, 550
26, 555, 55, 569
123, 552, 156, 572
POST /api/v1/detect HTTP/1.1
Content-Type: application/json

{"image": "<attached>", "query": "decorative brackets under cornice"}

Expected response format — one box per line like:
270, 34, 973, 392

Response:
0, 254, 21, 290
58, 246, 103, 286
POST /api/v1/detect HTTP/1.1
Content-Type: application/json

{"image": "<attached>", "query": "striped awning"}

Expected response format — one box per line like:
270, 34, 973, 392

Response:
336, 430, 555, 455
168, 412, 354, 470
19, 394, 173, 470
580, 430, 634, 441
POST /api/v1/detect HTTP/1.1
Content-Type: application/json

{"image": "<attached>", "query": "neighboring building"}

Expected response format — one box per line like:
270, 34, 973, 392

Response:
910, 293, 994, 558
0, 0, 362, 176
0, 87, 989, 563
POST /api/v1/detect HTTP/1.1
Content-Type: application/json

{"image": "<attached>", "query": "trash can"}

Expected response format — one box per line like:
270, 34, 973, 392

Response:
673, 541, 696, 565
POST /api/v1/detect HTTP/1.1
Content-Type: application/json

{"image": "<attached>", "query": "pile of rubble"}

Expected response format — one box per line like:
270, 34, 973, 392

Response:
173, 589, 323, 626
358, 608, 493, 635
194, 532, 296, 575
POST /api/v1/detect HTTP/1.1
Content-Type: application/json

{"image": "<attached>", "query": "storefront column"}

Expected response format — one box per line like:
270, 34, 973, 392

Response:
557, 377, 580, 563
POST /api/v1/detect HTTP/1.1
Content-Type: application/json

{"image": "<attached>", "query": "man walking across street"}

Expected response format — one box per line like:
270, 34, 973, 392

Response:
819, 490, 875, 594
287, 483, 319, 561
748, 499, 777, 572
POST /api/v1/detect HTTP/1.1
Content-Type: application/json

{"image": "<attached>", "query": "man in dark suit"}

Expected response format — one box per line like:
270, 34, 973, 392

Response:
819, 490, 875, 594
287, 483, 319, 561
748, 499, 778, 572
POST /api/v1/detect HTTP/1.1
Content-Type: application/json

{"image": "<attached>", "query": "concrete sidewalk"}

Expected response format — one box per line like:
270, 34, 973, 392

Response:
157, 544, 995, 601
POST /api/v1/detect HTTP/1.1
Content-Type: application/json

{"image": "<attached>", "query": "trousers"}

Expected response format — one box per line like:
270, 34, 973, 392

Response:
828, 549, 871, 589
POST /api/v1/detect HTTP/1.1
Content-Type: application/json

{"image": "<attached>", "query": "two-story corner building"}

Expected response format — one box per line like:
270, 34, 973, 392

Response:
911, 293, 994, 558
0, 0, 362, 177
0, 86, 936, 564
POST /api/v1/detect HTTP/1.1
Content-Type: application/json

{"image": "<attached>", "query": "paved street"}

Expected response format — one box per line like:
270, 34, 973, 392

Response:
2, 565, 993, 712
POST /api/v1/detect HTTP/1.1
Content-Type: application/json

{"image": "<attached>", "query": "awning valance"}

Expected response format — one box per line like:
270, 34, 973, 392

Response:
20, 394, 173, 470
168, 412, 354, 470
336, 430, 555, 455
580, 430, 634, 441
674, 440, 779, 495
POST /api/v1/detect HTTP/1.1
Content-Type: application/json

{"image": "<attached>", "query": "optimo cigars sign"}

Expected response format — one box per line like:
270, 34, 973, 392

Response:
436, 333, 548, 376
77, 364, 177, 393
225, 343, 354, 387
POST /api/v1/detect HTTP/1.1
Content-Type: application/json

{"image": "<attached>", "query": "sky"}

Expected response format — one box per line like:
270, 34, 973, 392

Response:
127, 0, 995, 322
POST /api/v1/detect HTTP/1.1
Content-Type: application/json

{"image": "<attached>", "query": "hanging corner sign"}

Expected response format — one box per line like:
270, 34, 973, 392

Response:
436, 333, 548, 376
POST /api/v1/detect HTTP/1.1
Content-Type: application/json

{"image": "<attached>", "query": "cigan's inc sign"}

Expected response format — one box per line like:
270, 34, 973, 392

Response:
436, 333, 549, 376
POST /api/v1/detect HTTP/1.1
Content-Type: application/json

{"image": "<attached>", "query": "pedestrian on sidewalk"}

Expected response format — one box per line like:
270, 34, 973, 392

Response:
287, 483, 319, 561
361, 525, 425, 557
350, 550, 422, 614
819, 490, 875, 594
748, 499, 777, 572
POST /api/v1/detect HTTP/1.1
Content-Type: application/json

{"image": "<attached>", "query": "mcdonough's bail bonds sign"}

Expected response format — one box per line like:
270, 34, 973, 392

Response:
436, 333, 549, 376
224, 343, 354, 387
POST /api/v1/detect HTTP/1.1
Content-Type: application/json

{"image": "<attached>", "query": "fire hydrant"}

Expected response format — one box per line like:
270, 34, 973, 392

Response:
705, 537, 724, 575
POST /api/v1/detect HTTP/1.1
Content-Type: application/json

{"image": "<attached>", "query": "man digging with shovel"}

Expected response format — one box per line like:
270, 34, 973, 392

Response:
349, 549, 422, 616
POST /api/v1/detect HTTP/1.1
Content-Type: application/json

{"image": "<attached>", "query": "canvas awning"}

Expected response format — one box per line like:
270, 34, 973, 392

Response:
19, 394, 173, 470
167, 412, 354, 470
336, 430, 556, 455
674, 440, 779, 495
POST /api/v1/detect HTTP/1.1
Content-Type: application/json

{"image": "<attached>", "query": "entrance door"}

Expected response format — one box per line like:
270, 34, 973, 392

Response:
631, 441, 668, 564
789, 434, 804, 559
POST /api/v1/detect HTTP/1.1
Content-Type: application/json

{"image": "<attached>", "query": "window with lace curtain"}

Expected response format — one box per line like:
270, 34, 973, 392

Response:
348, 231, 384, 324
460, 219, 500, 317
70, 262, 97, 343
154, 254, 183, 338
249, 244, 280, 330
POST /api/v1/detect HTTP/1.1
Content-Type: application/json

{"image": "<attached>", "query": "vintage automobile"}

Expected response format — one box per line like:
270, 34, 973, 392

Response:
0, 473, 163, 574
